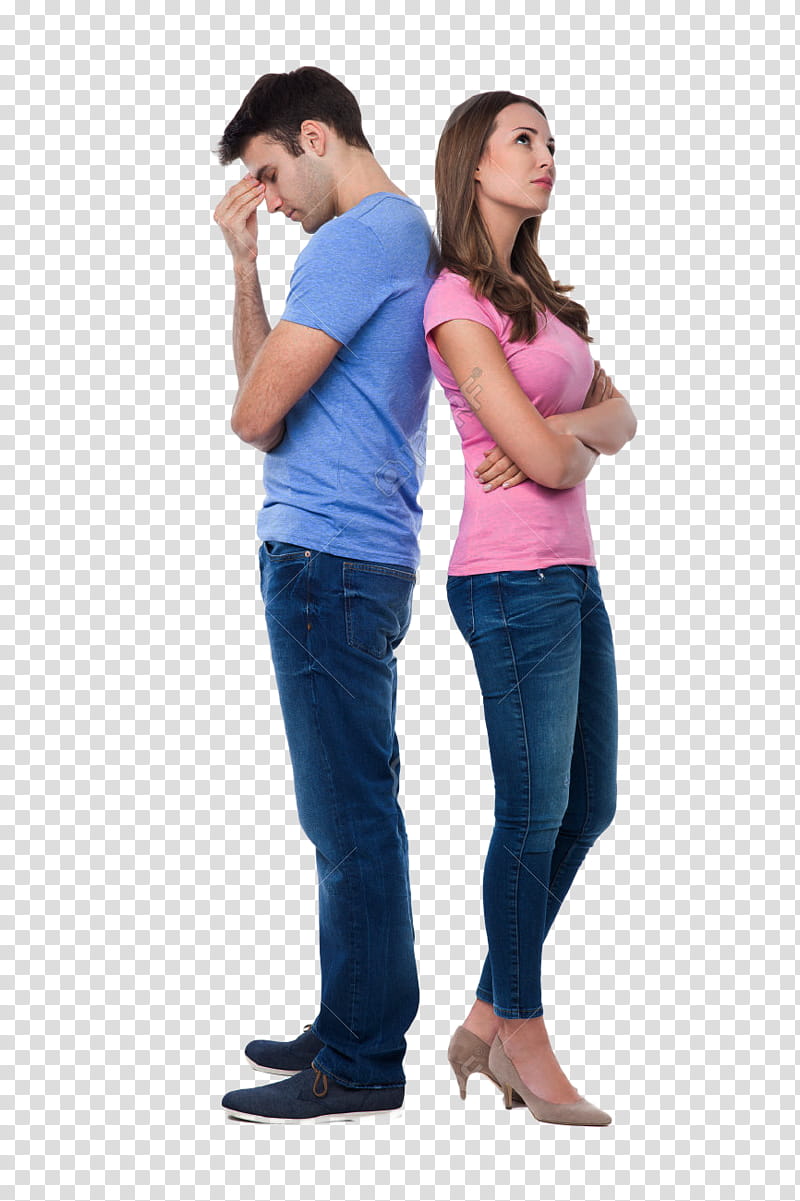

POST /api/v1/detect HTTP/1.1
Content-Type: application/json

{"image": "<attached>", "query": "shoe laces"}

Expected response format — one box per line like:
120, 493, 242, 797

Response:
312, 1067, 328, 1097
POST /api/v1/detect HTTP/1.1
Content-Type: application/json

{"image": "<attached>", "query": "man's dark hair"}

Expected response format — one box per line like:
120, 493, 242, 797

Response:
216, 66, 374, 166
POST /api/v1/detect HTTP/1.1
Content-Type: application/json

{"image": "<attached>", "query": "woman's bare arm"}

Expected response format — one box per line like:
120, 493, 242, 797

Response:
430, 318, 598, 490
550, 392, 637, 457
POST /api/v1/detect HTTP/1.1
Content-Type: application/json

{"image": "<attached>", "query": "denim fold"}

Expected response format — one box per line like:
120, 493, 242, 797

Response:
446, 564, 617, 1019
258, 539, 419, 1088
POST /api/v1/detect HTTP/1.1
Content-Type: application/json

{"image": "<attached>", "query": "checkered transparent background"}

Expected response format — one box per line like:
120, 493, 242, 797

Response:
6, 1, 799, 1198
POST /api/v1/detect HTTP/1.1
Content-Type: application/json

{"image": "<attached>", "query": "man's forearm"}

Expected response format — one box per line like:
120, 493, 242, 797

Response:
230, 262, 285, 449
562, 396, 636, 456
232, 261, 270, 383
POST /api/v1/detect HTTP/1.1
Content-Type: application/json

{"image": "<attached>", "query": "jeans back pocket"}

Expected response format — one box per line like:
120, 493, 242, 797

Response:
343, 561, 416, 660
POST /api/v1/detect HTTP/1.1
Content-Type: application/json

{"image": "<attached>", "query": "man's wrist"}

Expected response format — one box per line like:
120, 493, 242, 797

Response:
233, 258, 259, 279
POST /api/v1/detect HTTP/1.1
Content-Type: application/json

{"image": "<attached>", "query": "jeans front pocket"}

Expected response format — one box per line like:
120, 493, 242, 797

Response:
259, 540, 310, 611
262, 539, 312, 561
343, 560, 416, 660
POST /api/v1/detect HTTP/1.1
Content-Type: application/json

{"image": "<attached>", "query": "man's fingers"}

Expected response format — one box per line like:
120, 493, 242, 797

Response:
214, 178, 264, 223
221, 187, 263, 223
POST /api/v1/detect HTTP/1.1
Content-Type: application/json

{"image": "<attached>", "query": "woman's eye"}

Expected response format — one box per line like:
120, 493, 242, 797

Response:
516, 133, 555, 155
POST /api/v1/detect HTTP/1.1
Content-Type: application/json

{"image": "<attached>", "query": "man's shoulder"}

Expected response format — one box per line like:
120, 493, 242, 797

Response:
301, 196, 430, 280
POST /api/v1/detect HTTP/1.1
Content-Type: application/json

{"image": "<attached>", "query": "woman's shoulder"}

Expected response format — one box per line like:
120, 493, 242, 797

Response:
426, 268, 497, 310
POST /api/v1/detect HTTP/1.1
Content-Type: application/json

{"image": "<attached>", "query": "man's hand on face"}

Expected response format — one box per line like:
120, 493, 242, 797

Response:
213, 173, 265, 267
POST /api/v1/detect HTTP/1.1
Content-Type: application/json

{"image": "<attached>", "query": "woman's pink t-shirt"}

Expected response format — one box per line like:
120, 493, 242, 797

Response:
423, 268, 597, 576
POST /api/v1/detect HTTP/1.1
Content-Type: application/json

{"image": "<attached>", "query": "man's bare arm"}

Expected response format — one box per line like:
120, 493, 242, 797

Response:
213, 174, 286, 451
231, 261, 285, 451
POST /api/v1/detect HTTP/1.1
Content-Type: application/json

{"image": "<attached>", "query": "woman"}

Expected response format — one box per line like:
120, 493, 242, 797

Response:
423, 92, 636, 1126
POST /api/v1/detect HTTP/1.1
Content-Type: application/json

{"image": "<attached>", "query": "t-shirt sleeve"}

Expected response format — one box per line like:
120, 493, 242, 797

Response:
422, 273, 502, 366
280, 218, 397, 348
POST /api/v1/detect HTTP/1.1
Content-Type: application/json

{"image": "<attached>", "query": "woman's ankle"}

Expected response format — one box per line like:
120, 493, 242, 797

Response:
462, 999, 501, 1038
498, 1015, 547, 1042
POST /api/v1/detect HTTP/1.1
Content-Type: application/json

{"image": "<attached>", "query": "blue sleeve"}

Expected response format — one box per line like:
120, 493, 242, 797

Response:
280, 217, 398, 349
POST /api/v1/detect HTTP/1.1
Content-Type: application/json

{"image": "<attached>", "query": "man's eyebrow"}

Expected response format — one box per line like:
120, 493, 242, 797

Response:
511, 126, 556, 141
254, 164, 275, 183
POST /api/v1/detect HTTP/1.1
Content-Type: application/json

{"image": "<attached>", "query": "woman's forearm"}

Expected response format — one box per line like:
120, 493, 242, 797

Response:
557, 436, 601, 489
561, 396, 637, 456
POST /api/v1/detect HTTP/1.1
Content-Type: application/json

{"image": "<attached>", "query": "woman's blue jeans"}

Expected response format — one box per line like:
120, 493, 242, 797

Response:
446, 564, 618, 1019
258, 539, 419, 1089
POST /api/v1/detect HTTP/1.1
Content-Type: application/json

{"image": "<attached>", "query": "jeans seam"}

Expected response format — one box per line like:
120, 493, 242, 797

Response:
306, 564, 360, 1045
310, 1059, 405, 1089
496, 574, 531, 1016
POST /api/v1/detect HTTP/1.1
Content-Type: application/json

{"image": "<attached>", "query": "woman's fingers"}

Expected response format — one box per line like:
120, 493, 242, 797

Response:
474, 444, 530, 490
473, 445, 503, 480
478, 459, 527, 490
498, 469, 527, 489
475, 451, 512, 484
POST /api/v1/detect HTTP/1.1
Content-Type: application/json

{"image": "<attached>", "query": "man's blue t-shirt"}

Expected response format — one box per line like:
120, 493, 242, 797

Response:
256, 192, 436, 571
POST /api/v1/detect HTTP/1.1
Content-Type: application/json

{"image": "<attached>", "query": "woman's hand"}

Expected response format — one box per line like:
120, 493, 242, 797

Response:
583, 360, 617, 409
473, 443, 529, 491
545, 362, 617, 438
474, 362, 618, 487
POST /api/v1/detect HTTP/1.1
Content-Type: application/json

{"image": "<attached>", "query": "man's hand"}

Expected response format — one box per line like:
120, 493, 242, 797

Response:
473, 443, 529, 491
213, 173, 265, 267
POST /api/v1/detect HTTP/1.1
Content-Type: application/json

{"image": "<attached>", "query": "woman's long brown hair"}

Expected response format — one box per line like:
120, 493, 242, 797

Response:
427, 91, 594, 347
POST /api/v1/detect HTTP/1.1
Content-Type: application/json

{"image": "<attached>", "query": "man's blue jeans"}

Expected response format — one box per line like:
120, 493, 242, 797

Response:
258, 538, 419, 1088
446, 564, 618, 1019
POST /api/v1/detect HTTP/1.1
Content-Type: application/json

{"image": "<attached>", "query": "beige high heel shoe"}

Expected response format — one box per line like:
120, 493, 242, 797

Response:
447, 1026, 527, 1107
488, 1033, 612, 1126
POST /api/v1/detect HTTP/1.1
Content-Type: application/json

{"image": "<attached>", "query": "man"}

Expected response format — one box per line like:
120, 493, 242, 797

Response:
213, 68, 437, 1122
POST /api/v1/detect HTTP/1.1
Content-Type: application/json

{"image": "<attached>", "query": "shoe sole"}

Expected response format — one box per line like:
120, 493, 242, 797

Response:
223, 1105, 403, 1124
244, 1053, 301, 1077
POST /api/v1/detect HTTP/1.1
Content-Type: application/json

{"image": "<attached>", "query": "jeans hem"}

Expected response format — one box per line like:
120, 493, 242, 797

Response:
488, 1004, 545, 1020
311, 1057, 405, 1090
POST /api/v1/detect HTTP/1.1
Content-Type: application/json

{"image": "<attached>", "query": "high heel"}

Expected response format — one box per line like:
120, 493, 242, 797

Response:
447, 1025, 527, 1107
488, 1033, 612, 1126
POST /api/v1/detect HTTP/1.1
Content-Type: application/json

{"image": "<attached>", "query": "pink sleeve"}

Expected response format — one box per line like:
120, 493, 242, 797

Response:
423, 274, 502, 363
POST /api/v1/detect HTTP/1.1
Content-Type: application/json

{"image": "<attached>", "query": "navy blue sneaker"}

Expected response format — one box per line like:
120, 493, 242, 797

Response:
221, 1065, 405, 1123
244, 1023, 324, 1076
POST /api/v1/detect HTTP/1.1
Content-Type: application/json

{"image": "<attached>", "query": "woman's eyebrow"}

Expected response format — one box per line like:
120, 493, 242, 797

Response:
511, 126, 555, 141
